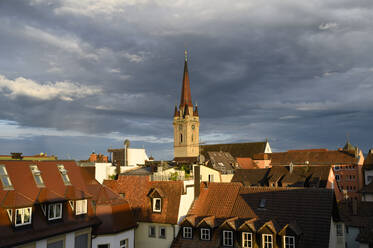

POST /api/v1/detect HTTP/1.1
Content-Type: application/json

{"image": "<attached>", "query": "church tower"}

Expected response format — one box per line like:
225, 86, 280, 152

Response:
173, 50, 199, 162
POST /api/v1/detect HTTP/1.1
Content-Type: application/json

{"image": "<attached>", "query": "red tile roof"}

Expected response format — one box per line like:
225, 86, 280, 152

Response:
236, 157, 257, 169
103, 175, 184, 224
260, 149, 358, 165
0, 160, 136, 247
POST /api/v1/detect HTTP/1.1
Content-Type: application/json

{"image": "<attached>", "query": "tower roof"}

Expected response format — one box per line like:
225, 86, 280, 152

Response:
180, 50, 193, 107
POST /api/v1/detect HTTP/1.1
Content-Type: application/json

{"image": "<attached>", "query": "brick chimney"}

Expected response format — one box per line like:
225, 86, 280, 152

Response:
194, 165, 200, 200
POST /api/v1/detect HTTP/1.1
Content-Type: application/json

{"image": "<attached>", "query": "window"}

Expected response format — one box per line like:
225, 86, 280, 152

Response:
223, 230, 233, 246
159, 226, 166, 239
0, 165, 13, 189
47, 240, 64, 248
335, 175, 340, 181
180, 133, 183, 143
336, 223, 343, 236
334, 166, 340, 171
201, 228, 210, 240
148, 226, 156, 237
97, 245, 110, 248
48, 203, 62, 220
15, 207, 32, 226
153, 198, 161, 212
208, 174, 214, 182
259, 199, 266, 208
75, 199, 87, 215
284, 236, 295, 248
6, 209, 12, 222
75, 233, 89, 248
57, 164, 71, 185
262, 234, 273, 248
30, 165, 44, 187
242, 232, 252, 248
183, 227, 193, 239
120, 239, 128, 248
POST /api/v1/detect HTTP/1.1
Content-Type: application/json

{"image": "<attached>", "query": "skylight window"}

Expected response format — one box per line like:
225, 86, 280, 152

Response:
30, 165, 44, 187
57, 164, 71, 185
259, 198, 266, 208
0, 165, 13, 189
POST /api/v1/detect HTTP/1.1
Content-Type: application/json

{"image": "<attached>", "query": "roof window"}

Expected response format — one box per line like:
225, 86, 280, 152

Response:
57, 164, 71, 185
0, 165, 13, 189
30, 165, 44, 187
259, 198, 266, 208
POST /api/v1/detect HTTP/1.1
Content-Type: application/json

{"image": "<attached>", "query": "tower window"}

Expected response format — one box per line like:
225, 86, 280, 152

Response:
180, 133, 183, 143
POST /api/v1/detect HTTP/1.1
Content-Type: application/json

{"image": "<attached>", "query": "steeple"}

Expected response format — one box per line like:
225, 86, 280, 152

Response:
180, 49, 193, 107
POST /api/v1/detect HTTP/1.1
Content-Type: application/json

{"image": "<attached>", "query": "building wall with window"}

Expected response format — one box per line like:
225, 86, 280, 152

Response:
15, 227, 91, 248
135, 222, 179, 248
328, 220, 345, 248
92, 228, 134, 248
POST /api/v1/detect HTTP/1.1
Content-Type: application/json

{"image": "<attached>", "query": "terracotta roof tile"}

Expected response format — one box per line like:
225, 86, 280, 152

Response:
201, 142, 267, 159
236, 157, 257, 169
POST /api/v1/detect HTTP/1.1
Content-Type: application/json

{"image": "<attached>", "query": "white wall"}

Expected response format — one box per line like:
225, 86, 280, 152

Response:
364, 170, 373, 185
127, 148, 148, 166
135, 222, 178, 248
178, 180, 195, 223
95, 163, 113, 184
92, 229, 134, 248
329, 219, 345, 248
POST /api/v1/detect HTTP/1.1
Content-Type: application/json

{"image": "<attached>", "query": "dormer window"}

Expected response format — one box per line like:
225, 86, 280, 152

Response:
153, 198, 161, 212
223, 230, 233, 246
200, 228, 210, 240
183, 227, 192, 239
259, 198, 266, 208
262, 234, 273, 248
48, 203, 62, 220
75, 199, 87, 215
15, 207, 32, 227
0, 165, 13, 189
57, 164, 71, 185
284, 236, 295, 248
30, 165, 44, 187
242, 232, 253, 248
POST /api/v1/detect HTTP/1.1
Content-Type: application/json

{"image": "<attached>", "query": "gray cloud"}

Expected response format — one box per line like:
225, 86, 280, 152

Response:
0, 0, 373, 159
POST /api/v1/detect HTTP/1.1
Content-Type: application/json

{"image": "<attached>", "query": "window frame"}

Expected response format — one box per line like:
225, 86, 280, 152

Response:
48, 203, 62, 220
200, 228, 210, 240
242, 232, 253, 248
0, 165, 13, 189
222, 230, 234, 246
75, 199, 87, 215
120, 239, 128, 248
335, 174, 340, 181
153, 197, 161, 213
15, 207, 32, 227
97, 244, 110, 248
183, 226, 193, 239
148, 225, 156, 238
159, 226, 166, 239
57, 164, 71, 185
283, 236, 295, 248
262, 234, 273, 248
30, 165, 45, 187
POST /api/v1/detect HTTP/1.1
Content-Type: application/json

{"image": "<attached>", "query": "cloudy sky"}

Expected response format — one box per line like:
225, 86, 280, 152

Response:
0, 0, 373, 160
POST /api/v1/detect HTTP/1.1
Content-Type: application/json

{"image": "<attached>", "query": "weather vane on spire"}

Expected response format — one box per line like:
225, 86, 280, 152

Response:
184, 49, 188, 62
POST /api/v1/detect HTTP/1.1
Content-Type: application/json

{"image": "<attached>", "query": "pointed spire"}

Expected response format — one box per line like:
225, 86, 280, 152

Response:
173, 104, 179, 117
180, 49, 193, 107
194, 102, 199, 116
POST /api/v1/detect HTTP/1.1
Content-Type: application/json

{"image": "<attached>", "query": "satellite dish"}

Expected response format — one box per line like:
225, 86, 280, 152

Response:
124, 139, 130, 148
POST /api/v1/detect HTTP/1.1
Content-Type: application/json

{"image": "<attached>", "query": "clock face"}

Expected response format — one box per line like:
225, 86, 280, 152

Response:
192, 125, 195, 130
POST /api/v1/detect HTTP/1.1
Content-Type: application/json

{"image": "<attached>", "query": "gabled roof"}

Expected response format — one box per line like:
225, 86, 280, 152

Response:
236, 157, 257, 169
206, 151, 237, 173
201, 141, 268, 159
175, 183, 335, 248
103, 175, 184, 224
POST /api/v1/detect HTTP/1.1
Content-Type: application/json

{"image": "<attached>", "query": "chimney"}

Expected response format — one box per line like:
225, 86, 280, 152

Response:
194, 165, 200, 200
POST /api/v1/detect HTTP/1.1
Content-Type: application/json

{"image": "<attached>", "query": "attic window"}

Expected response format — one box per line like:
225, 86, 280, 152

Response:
0, 165, 13, 189
153, 198, 161, 212
57, 164, 71, 185
200, 228, 210, 240
30, 165, 44, 187
259, 198, 266, 208
15, 207, 32, 227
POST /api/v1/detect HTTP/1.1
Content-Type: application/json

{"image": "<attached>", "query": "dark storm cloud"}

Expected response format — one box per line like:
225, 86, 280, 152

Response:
1, 0, 373, 159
